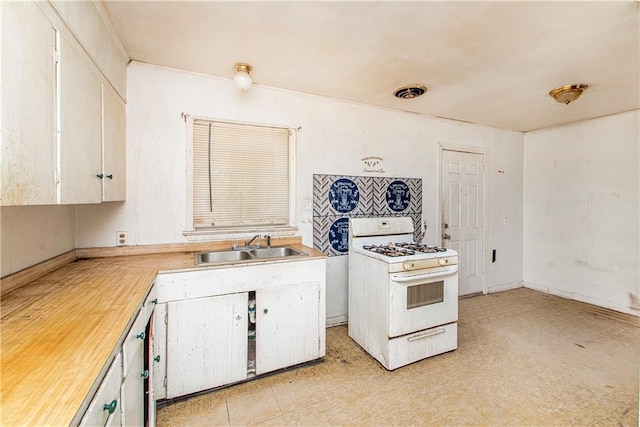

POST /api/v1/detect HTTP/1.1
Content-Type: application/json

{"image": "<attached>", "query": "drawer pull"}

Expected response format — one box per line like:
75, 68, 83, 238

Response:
263, 308, 268, 314
136, 331, 145, 340
154, 355, 161, 363
141, 370, 149, 379
103, 399, 117, 414
105, 174, 113, 179
407, 328, 446, 342
151, 298, 158, 304
96, 173, 104, 179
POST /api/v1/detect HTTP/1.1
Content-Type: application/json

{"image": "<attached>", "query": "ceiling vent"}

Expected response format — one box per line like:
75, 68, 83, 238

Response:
393, 85, 428, 99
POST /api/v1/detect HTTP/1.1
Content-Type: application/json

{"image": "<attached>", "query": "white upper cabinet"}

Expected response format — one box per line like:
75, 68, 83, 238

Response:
1, 2, 57, 205
102, 84, 127, 201
0, 1, 128, 206
51, 0, 127, 99
58, 35, 103, 204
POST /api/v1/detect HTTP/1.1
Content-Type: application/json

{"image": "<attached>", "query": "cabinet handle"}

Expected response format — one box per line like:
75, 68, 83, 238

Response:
103, 399, 117, 414
141, 370, 149, 379
96, 173, 104, 179
235, 314, 242, 320
136, 331, 145, 340
154, 355, 161, 363
151, 298, 158, 305
105, 174, 113, 179
263, 308, 268, 314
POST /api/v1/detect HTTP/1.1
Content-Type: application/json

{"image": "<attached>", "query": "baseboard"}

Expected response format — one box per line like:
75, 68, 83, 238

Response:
487, 281, 524, 294
326, 315, 348, 327
524, 281, 640, 317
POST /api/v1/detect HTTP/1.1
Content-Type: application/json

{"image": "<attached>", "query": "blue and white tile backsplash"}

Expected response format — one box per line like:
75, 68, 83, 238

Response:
313, 174, 423, 256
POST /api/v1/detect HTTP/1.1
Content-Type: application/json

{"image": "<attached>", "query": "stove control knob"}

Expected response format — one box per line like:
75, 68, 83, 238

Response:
403, 262, 415, 271
438, 258, 449, 266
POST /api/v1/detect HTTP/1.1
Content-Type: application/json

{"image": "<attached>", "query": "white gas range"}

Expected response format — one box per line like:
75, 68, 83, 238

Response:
348, 217, 458, 370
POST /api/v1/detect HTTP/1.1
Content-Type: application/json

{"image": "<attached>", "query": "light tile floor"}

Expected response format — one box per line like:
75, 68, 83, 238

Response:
156, 288, 640, 426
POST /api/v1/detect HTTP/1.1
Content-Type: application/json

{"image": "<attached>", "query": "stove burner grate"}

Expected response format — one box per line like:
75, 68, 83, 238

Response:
394, 242, 448, 253
362, 244, 415, 257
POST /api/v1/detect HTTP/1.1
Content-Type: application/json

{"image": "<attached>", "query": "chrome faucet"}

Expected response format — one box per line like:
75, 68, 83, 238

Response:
245, 234, 262, 249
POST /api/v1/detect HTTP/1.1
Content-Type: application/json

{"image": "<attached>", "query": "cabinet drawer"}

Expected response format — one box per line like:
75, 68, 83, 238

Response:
79, 352, 122, 427
387, 323, 457, 370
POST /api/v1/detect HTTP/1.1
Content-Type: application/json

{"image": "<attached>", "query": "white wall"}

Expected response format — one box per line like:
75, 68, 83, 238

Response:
74, 62, 524, 321
523, 110, 639, 315
0, 205, 76, 276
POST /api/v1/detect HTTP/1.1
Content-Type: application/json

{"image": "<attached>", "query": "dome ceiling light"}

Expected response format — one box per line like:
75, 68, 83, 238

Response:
393, 84, 428, 99
233, 63, 253, 92
549, 84, 588, 104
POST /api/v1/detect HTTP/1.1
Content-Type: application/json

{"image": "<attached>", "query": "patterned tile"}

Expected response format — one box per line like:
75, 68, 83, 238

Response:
312, 174, 423, 255
313, 174, 372, 217
313, 216, 349, 257
373, 177, 422, 215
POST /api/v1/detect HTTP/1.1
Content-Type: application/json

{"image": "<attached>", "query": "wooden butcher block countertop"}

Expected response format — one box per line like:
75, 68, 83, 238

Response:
1, 239, 325, 426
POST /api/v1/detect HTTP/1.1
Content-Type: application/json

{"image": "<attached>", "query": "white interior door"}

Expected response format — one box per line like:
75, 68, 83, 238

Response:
441, 149, 485, 296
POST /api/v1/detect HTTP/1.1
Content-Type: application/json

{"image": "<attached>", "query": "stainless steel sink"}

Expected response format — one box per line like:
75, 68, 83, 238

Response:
250, 246, 307, 259
195, 246, 308, 265
198, 250, 253, 264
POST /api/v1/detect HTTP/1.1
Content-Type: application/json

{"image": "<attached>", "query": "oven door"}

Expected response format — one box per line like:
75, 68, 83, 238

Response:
388, 265, 458, 338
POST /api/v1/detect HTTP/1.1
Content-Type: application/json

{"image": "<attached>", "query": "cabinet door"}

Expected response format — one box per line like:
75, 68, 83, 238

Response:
256, 282, 320, 375
121, 344, 145, 427
152, 303, 167, 400
79, 353, 122, 427
58, 34, 102, 204
167, 293, 248, 398
102, 84, 126, 201
1, 1, 57, 205
147, 313, 156, 427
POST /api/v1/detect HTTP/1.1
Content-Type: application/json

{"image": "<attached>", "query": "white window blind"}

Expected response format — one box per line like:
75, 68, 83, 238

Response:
193, 119, 290, 229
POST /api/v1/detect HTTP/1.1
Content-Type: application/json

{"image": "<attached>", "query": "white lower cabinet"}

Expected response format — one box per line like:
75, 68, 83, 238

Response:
154, 258, 327, 400
79, 353, 122, 427
256, 282, 320, 375
166, 293, 249, 398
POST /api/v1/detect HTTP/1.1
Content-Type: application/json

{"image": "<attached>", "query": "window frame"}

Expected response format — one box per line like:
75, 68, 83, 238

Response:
183, 115, 297, 241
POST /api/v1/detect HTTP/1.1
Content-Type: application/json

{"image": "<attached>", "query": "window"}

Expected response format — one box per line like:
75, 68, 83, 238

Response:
190, 118, 294, 233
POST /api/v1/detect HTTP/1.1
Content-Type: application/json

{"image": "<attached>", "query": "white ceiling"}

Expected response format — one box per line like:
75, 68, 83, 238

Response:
103, 1, 640, 132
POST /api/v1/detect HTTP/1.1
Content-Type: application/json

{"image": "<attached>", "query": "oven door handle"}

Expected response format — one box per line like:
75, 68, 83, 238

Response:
407, 328, 446, 342
391, 265, 458, 283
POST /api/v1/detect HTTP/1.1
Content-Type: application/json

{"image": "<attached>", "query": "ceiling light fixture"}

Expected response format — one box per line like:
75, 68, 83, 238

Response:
393, 84, 428, 99
549, 84, 588, 104
233, 63, 253, 92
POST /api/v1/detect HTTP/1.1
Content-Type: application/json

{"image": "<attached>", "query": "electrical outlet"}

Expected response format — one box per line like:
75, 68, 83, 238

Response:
116, 231, 127, 246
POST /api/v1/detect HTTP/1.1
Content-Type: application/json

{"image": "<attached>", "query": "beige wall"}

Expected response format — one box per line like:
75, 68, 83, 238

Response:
523, 110, 640, 315
1, 205, 76, 277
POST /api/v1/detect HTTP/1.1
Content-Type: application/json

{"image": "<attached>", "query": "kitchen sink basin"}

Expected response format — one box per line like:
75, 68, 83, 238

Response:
250, 247, 307, 259
198, 250, 253, 264
195, 246, 308, 265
